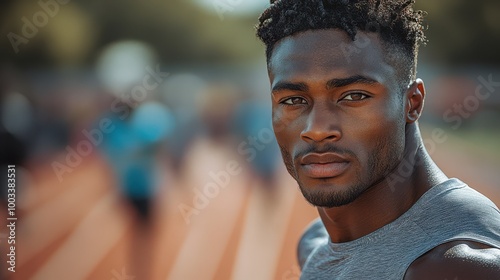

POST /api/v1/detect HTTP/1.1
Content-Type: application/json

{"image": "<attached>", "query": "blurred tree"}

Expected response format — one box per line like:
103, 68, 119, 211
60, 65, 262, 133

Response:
0, 0, 498, 68
0, 0, 263, 68
416, 0, 500, 67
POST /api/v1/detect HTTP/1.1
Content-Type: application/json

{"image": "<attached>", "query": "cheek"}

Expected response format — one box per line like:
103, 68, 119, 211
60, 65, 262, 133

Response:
272, 109, 287, 137
347, 98, 405, 158
272, 107, 303, 145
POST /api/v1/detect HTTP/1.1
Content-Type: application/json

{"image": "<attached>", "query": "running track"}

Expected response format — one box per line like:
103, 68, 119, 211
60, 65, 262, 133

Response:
2, 131, 499, 280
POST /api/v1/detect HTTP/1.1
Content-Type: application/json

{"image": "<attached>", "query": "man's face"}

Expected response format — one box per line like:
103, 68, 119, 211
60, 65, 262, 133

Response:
269, 29, 407, 208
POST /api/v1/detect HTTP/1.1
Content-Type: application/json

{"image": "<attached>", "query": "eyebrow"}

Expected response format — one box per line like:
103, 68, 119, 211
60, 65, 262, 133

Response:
272, 81, 308, 93
326, 75, 378, 90
272, 75, 379, 93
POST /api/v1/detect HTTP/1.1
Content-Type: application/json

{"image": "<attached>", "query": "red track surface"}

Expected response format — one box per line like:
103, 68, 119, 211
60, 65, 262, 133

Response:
2, 133, 498, 280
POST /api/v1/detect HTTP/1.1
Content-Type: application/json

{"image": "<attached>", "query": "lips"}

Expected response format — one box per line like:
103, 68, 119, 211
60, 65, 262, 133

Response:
300, 153, 350, 178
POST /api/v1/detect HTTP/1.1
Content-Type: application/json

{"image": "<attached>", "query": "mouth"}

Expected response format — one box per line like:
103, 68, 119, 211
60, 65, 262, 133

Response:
300, 153, 350, 179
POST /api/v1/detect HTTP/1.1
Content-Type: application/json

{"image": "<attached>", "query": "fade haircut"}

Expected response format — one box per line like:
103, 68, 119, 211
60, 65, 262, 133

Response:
256, 0, 427, 90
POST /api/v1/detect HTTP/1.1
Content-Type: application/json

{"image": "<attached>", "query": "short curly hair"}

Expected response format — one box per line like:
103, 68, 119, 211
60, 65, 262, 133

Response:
256, 0, 427, 89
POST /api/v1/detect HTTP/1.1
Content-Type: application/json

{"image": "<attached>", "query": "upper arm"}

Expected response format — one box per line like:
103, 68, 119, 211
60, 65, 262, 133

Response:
297, 218, 329, 269
404, 241, 500, 280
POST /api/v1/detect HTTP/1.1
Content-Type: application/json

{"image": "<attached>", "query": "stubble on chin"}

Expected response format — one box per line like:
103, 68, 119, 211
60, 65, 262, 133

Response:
278, 144, 362, 207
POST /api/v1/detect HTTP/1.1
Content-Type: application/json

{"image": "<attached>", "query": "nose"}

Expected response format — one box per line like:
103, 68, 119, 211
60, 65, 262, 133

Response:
300, 105, 341, 143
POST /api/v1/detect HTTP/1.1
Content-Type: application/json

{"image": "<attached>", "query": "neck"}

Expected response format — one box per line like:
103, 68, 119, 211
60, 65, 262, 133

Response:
320, 123, 448, 243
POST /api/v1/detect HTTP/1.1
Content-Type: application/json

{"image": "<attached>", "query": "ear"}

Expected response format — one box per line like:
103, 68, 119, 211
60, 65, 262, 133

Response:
405, 79, 425, 123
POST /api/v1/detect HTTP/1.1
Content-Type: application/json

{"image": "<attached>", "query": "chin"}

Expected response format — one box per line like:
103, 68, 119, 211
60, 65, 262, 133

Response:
297, 177, 368, 208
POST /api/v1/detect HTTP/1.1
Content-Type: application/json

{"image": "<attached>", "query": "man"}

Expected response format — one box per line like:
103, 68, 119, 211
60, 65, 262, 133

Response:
256, 0, 500, 279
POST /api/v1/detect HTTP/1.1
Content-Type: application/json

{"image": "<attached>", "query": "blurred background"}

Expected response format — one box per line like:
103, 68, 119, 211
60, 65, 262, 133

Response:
0, 0, 499, 279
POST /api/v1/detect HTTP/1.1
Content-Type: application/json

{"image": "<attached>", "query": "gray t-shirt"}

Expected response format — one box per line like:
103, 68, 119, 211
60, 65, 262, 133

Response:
300, 178, 500, 279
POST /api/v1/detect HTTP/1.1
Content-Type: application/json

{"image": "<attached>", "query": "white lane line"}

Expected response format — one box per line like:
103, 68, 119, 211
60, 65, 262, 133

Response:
31, 192, 130, 280
18, 177, 106, 267
166, 183, 247, 280
231, 177, 298, 280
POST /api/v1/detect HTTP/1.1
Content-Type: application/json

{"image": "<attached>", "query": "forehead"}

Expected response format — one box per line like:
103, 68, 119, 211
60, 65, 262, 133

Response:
269, 29, 396, 87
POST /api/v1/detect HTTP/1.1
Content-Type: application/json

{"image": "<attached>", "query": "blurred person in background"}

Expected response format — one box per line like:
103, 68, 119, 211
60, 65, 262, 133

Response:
0, 69, 31, 278
0, 129, 26, 280
0, 79, 34, 220
179, 82, 241, 181
98, 98, 175, 280
0, 92, 29, 207
177, 82, 254, 225
159, 73, 208, 173
234, 98, 281, 194
256, 0, 500, 279
95, 40, 176, 280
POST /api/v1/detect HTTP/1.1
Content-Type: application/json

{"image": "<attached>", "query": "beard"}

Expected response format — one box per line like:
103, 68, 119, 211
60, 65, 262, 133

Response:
279, 132, 403, 208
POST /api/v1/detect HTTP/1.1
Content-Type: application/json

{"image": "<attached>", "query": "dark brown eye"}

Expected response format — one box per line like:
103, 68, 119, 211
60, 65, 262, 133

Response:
282, 97, 307, 105
342, 93, 369, 101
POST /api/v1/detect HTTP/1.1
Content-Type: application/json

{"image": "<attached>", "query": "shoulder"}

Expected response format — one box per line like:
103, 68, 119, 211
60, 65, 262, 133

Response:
297, 218, 329, 269
404, 241, 500, 280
